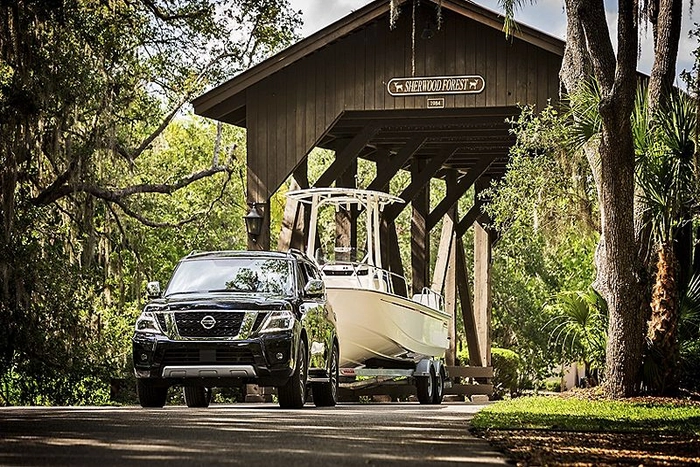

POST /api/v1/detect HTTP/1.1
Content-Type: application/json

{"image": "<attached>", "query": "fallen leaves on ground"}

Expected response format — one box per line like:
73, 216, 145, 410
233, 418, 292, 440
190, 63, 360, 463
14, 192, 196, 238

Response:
480, 428, 700, 466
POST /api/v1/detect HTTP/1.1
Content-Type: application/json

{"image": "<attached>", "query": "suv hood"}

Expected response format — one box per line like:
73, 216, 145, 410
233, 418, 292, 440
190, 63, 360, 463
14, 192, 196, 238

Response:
147, 295, 293, 312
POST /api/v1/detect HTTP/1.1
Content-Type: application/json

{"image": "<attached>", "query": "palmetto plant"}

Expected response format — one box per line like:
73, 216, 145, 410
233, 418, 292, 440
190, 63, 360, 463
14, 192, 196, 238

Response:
637, 89, 698, 394
547, 289, 608, 385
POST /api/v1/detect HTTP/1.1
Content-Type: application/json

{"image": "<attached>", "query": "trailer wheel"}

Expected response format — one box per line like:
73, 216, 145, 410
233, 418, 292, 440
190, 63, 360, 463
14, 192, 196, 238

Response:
416, 366, 435, 404
432, 367, 444, 404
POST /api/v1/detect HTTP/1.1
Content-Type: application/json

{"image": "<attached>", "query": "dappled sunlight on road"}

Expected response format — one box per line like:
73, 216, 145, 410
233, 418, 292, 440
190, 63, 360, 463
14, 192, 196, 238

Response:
0, 403, 508, 466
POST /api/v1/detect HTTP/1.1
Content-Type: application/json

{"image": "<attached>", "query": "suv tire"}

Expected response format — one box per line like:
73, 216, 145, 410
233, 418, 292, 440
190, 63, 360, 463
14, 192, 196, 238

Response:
312, 344, 338, 407
278, 342, 307, 409
137, 379, 167, 408
184, 386, 211, 408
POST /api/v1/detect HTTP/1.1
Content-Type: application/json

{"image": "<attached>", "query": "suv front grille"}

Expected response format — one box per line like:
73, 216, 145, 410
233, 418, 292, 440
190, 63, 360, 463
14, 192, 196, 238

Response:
174, 311, 244, 338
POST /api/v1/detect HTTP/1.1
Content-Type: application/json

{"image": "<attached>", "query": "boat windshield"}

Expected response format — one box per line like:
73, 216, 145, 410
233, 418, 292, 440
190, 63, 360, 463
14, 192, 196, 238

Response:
165, 258, 294, 297
316, 245, 366, 265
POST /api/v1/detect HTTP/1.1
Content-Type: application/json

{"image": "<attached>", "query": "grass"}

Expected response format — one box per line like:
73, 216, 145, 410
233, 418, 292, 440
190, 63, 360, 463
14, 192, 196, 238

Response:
471, 395, 700, 436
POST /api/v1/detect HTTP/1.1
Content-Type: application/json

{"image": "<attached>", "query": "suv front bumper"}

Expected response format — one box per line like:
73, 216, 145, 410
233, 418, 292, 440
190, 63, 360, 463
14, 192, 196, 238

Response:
133, 331, 296, 387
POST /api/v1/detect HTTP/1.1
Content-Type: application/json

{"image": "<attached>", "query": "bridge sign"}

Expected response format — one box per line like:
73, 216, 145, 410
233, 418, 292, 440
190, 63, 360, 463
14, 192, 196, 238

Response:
387, 75, 485, 96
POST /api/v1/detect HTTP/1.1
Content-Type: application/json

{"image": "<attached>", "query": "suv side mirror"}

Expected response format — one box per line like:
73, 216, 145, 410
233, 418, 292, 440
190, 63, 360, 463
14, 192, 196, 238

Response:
304, 279, 325, 298
146, 281, 162, 299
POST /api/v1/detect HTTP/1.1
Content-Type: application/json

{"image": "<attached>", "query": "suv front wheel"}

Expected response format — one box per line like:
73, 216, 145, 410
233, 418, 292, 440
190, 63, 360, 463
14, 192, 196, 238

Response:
137, 379, 167, 408
312, 344, 338, 407
183, 386, 212, 408
278, 342, 307, 409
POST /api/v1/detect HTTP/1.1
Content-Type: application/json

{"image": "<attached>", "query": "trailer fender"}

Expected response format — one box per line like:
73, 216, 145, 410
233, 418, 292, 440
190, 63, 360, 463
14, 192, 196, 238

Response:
414, 359, 435, 378
433, 360, 444, 378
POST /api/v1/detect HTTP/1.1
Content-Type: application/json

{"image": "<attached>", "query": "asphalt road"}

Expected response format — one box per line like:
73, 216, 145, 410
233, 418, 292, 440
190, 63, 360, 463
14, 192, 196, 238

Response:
1, 402, 510, 466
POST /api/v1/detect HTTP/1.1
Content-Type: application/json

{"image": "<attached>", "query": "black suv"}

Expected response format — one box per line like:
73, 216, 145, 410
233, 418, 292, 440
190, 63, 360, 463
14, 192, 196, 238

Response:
132, 250, 338, 409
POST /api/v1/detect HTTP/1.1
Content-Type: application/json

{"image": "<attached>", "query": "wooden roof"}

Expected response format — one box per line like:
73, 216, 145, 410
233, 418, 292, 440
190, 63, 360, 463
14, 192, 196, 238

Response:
193, 0, 565, 201
193, 0, 563, 120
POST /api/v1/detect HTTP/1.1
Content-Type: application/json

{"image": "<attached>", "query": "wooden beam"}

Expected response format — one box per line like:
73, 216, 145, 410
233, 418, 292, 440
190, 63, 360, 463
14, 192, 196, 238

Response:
431, 208, 455, 293
456, 236, 482, 367
380, 220, 407, 297
383, 146, 459, 222
314, 121, 381, 188
411, 159, 430, 293
335, 158, 358, 261
473, 178, 493, 367
444, 232, 457, 367
427, 156, 496, 230
455, 205, 483, 238
367, 135, 427, 191
440, 172, 458, 367
278, 162, 309, 252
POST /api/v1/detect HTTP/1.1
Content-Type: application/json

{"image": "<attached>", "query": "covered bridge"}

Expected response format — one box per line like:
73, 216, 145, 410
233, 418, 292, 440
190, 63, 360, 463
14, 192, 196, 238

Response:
193, 0, 564, 395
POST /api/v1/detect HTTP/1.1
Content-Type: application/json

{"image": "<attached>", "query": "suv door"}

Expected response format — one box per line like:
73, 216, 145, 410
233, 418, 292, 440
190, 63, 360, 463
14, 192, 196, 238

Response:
298, 260, 334, 372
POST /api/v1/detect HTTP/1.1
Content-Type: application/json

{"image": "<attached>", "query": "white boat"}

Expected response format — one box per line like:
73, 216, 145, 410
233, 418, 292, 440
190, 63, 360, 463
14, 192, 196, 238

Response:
286, 187, 451, 368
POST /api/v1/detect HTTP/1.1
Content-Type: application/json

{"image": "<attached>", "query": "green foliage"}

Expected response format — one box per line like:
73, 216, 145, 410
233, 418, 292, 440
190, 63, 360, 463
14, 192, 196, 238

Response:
491, 348, 522, 398
636, 89, 698, 245
472, 396, 700, 436
0, 1, 301, 405
678, 274, 700, 392
546, 288, 608, 381
483, 103, 598, 387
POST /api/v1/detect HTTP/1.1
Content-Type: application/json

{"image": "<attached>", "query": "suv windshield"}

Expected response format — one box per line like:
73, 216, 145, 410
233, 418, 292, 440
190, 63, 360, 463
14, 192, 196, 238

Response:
165, 257, 294, 297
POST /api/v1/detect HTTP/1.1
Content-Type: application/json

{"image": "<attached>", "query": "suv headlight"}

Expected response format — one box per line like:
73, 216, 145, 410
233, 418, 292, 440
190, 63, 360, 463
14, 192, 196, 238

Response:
134, 312, 162, 334
259, 310, 295, 333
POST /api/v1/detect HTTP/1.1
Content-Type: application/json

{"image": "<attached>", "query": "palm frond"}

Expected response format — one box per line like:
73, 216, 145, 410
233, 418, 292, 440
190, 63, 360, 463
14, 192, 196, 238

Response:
636, 88, 698, 243
565, 79, 602, 154
498, 0, 534, 38
632, 84, 652, 156
655, 90, 697, 162
679, 273, 700, 341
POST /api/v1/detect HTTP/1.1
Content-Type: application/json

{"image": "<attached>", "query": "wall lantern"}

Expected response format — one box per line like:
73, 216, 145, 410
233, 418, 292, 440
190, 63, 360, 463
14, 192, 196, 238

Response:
243, 203, 264, 240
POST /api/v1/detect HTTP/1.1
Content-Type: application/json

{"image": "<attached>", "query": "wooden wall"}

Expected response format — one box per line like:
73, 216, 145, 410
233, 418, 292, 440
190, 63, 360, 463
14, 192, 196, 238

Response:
246, 4, 562, 201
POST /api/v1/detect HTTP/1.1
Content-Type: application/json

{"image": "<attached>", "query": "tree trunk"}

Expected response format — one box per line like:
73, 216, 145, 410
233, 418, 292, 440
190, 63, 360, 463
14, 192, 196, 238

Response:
569, 0, 646, 397
646, 243, 680, 394
647, 0, 682, 115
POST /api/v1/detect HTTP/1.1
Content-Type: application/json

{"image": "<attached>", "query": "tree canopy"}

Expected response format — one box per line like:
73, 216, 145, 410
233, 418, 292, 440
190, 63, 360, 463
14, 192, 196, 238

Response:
0, 0, 300, 405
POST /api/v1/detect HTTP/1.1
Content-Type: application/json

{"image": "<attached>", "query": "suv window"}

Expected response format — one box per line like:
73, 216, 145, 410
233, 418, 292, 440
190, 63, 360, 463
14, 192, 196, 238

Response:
303, 262, 320, 281
165, 257, 294, 297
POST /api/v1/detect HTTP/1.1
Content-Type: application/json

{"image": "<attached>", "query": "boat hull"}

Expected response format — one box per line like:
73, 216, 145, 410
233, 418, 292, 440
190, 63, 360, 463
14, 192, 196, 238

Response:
327, 287, 450, 368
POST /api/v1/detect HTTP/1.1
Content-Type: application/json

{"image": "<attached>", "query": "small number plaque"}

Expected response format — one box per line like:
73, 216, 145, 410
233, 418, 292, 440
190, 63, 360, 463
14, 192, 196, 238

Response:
427, 98, 445, 108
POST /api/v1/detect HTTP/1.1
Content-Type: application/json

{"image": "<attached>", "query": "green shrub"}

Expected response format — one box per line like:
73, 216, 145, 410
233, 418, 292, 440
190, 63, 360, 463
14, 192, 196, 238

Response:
492, 347, 522, 398
679, 338, 700, 392
544, 379, 562, 392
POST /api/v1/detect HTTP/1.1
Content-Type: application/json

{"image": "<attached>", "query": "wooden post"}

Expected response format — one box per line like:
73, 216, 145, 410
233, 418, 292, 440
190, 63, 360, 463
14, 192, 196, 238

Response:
432, 172, 457, 365
278, 162, 309, 252
473, 178, 492, 367
411, 158, 430, 293
246, 148, 270, 250
246, 200, 270, 251
444, 234, 457, 366
456, 236, 481, 366
380, 219, 407, 297
336, 157, 357, 261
